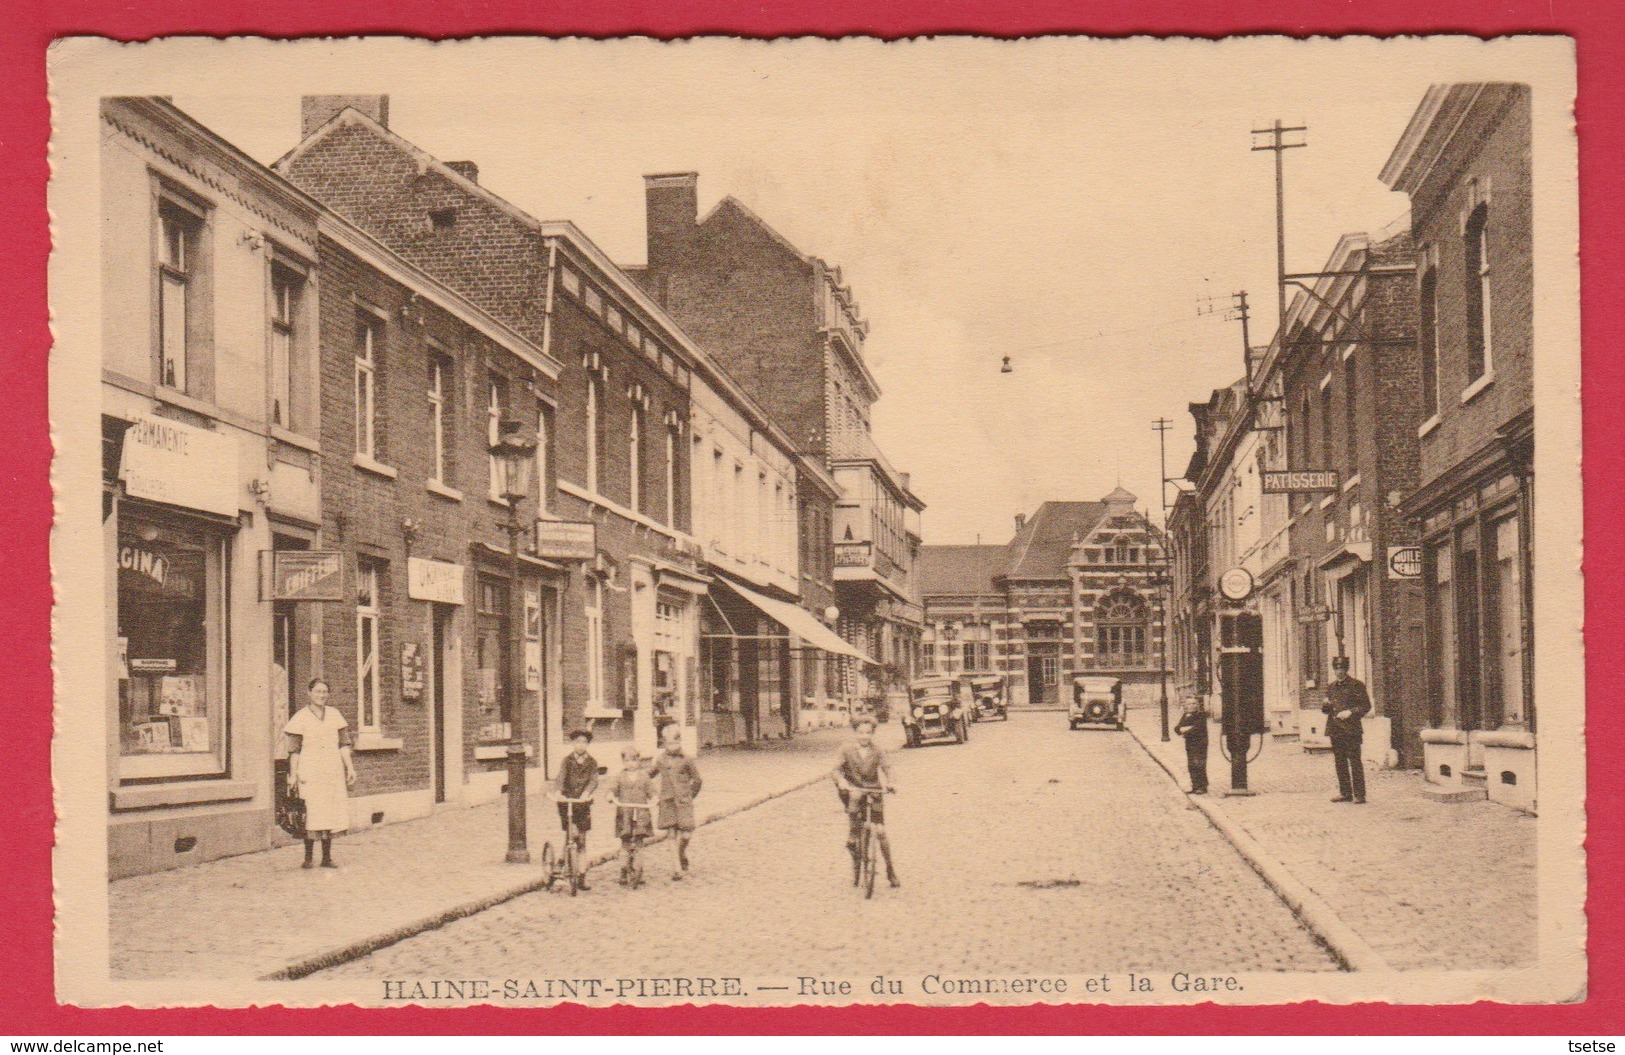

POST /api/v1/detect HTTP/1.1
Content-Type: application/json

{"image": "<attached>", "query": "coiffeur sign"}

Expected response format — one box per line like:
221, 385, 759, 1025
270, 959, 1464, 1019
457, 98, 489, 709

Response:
120, 414, 239, 517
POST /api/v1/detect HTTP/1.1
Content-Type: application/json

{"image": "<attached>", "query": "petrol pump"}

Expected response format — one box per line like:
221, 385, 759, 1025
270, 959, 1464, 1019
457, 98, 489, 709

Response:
1215, 567, 1265, 793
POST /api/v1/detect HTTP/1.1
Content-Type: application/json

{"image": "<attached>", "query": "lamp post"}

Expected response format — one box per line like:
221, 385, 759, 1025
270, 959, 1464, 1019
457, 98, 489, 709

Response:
491, 415, 537, 865
1145, 521, 1173, 742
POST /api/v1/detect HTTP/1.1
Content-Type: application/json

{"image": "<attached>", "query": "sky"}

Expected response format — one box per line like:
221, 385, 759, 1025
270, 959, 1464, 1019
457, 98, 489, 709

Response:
143, 35, 1564, 545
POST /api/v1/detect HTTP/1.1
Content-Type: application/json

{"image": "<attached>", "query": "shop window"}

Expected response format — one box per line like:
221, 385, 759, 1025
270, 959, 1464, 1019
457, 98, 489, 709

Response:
1419, 267, 1440, 417
475, 576, 511, 738
156, 197, 207, 396
428, 354, 454, 488
355, 313, 382, 458
117, 513, 226, 780
1431, 540, 1458, 727
355, 563, 384, 732
486, 374, 508, 500
628, 403, 642, 514
1490, 517, 1527, 727
535, 404, 552, 515
268, 262, 306, 430
1464, 203, 1492, 384
1096, 591, 1149, 667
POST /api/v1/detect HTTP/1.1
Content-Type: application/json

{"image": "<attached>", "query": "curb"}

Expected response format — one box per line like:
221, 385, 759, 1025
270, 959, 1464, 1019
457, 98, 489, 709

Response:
1123, 722, 1393, 974
260, 767, 835, 981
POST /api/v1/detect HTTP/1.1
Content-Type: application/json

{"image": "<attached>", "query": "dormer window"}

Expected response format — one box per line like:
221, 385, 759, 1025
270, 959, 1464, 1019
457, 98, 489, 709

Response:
429, 208, 458, 232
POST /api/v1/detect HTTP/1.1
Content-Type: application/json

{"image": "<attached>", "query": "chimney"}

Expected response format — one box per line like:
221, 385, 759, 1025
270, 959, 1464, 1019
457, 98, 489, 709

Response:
1014, 513, 1026, 534
644, 172, 698, 270
301, 95, 389, 138
446, 161, 479, 184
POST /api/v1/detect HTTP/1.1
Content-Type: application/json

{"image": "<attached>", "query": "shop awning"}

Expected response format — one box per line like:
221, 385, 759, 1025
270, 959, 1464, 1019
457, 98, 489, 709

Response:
713, 573, 876, 664
1317, 541, 1373, 577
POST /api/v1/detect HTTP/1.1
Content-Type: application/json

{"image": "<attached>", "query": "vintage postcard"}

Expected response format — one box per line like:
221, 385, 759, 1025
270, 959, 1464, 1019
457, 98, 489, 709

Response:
48, 34, 1584, 1009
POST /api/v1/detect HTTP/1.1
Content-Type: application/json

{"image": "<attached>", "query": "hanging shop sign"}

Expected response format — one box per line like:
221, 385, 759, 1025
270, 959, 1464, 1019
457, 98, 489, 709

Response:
408, 557, 466, 605
1296, 604, 1333, 624
1387, 545, 1423, 580
120, 414, 239, 517
260, 550, 346, 602
1261, 470, 1341, 494
534, 520, 597, 562
1218, 566, 1256, 602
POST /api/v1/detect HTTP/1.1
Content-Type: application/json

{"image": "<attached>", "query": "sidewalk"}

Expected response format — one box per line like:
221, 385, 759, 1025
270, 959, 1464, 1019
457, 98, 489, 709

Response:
110, 723, 885, 980
1124, 706, 1537, 971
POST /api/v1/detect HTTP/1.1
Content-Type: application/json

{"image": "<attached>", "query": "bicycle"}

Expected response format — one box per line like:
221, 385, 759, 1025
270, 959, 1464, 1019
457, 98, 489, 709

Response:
607, 796, 653, 888
847, 785, 894, 899
542, 792, 593, 896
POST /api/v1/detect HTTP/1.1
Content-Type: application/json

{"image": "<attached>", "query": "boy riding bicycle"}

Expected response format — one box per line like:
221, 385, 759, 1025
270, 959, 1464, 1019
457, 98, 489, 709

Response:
555, 727, 599, 891
832, 717, 899, 889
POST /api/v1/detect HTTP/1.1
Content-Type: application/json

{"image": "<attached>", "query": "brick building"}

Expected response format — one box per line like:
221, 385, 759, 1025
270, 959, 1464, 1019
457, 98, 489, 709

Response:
1382, 84, 1536, 810
919, 490, 1168, 709
631, 174, 925, 705
307, 215, 569, 820
1253, 230, 1426, 766
278, 98, 708, 764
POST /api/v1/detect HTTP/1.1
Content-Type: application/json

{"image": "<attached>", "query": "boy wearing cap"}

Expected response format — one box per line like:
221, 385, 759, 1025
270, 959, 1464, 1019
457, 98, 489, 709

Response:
832, 717, 899, 888
609, 745, 655, 886
555, 728, 599, 887
649, 724, 702, 880
1322, 656, 1372, 804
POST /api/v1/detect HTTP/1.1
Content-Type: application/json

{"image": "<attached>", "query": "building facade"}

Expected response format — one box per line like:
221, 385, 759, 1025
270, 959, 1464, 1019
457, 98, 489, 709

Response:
278, 98, 706, 763
632, 174, 925, 705
919, 491, 1168, 708
1382, 83, 1536, 811
101, 97, 326, 877
1255, 231, 1425, 766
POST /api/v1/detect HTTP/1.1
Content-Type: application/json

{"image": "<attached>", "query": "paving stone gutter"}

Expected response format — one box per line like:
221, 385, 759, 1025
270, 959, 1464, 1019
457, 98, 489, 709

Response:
259, 768, 836, 981
1123, 719, 1393, 973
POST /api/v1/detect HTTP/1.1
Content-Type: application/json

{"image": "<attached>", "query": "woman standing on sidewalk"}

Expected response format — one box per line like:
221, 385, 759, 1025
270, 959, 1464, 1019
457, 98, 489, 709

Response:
284, 678, 356, 869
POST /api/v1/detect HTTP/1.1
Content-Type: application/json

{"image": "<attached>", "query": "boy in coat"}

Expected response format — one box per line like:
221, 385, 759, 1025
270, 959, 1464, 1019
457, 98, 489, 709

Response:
1173, 695, 1209, 795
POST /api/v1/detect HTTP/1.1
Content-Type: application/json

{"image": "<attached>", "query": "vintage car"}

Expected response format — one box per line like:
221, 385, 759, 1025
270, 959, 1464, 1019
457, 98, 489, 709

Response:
964, 674, 1009, 722
903, 676, 969, 747
1069, 675, 1125, 730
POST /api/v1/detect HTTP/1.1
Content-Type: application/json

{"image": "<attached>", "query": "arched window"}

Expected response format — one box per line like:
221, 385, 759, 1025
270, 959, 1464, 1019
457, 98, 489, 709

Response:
1096, 590, 1149, 668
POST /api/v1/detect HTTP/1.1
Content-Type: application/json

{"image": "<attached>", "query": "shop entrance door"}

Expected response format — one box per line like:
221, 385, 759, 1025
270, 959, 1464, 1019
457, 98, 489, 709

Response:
271, 603, 299, 809
431, 605, 450, 804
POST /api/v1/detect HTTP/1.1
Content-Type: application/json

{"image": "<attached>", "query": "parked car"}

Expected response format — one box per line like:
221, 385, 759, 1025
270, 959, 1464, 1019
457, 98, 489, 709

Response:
964, 674, 1009, 722
1069, 675, 1124, 730
903, 677, 969, 747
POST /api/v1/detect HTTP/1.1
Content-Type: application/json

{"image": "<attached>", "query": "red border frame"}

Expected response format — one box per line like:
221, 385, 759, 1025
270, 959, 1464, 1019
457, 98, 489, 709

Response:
5, 0, 1621, 1035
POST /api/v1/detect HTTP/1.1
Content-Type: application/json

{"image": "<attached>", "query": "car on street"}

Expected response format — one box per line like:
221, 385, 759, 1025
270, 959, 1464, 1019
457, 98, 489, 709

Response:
963, 673, 1009, 722
903, 676, 969, 747
1069, 674, 1125, 730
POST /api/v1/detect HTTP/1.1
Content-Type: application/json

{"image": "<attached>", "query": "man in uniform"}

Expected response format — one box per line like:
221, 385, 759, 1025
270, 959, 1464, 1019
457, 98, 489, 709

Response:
1322, 655, 1372, 804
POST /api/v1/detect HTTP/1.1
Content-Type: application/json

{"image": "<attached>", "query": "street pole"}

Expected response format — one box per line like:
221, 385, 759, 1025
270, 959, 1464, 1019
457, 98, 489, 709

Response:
1152, 418, 1174, 742
1251, 120, 1307, 329
504, 503, 530, 865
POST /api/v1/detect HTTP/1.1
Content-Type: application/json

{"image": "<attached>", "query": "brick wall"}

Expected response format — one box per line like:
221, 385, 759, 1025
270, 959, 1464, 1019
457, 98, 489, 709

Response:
1410, 85, 1534, 488
314, 233, 559, 799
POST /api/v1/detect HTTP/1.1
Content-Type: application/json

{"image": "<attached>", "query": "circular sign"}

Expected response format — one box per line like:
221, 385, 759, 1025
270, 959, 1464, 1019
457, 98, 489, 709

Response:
1388, 545, 1423, 579
1218, 566, 1255, 601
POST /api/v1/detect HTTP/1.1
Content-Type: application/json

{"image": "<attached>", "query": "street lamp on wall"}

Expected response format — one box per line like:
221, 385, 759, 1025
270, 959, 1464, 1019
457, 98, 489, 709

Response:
490, 414, 538, 865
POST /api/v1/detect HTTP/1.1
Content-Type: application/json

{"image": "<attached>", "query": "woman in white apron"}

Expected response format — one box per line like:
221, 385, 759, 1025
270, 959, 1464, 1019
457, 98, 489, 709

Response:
284, 678, 356, 868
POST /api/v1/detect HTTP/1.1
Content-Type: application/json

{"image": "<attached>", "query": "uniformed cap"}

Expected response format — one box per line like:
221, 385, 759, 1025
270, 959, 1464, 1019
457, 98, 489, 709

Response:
1331, 656, 1351, 670
569, 727, 594, 742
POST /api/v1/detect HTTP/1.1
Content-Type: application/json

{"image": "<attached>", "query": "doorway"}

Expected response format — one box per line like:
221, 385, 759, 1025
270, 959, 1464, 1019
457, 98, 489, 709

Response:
431, 604, 451, 804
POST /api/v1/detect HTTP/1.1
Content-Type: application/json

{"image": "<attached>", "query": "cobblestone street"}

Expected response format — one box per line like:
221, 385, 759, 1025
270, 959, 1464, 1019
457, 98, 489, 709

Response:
1125, 708, 1538, 971
308, 713, 1336, 988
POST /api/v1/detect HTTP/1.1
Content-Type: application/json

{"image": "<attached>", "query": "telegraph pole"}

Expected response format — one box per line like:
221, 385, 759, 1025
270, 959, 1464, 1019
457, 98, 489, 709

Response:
1152, 417, 1174, 742
1251, 120, 1306, 327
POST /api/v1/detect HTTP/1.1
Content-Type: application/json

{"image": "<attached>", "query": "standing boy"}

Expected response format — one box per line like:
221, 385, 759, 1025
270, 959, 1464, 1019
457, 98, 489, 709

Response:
1173, 695, 1209, 795
649, 724, 702, 880
832, 718, 899, 888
